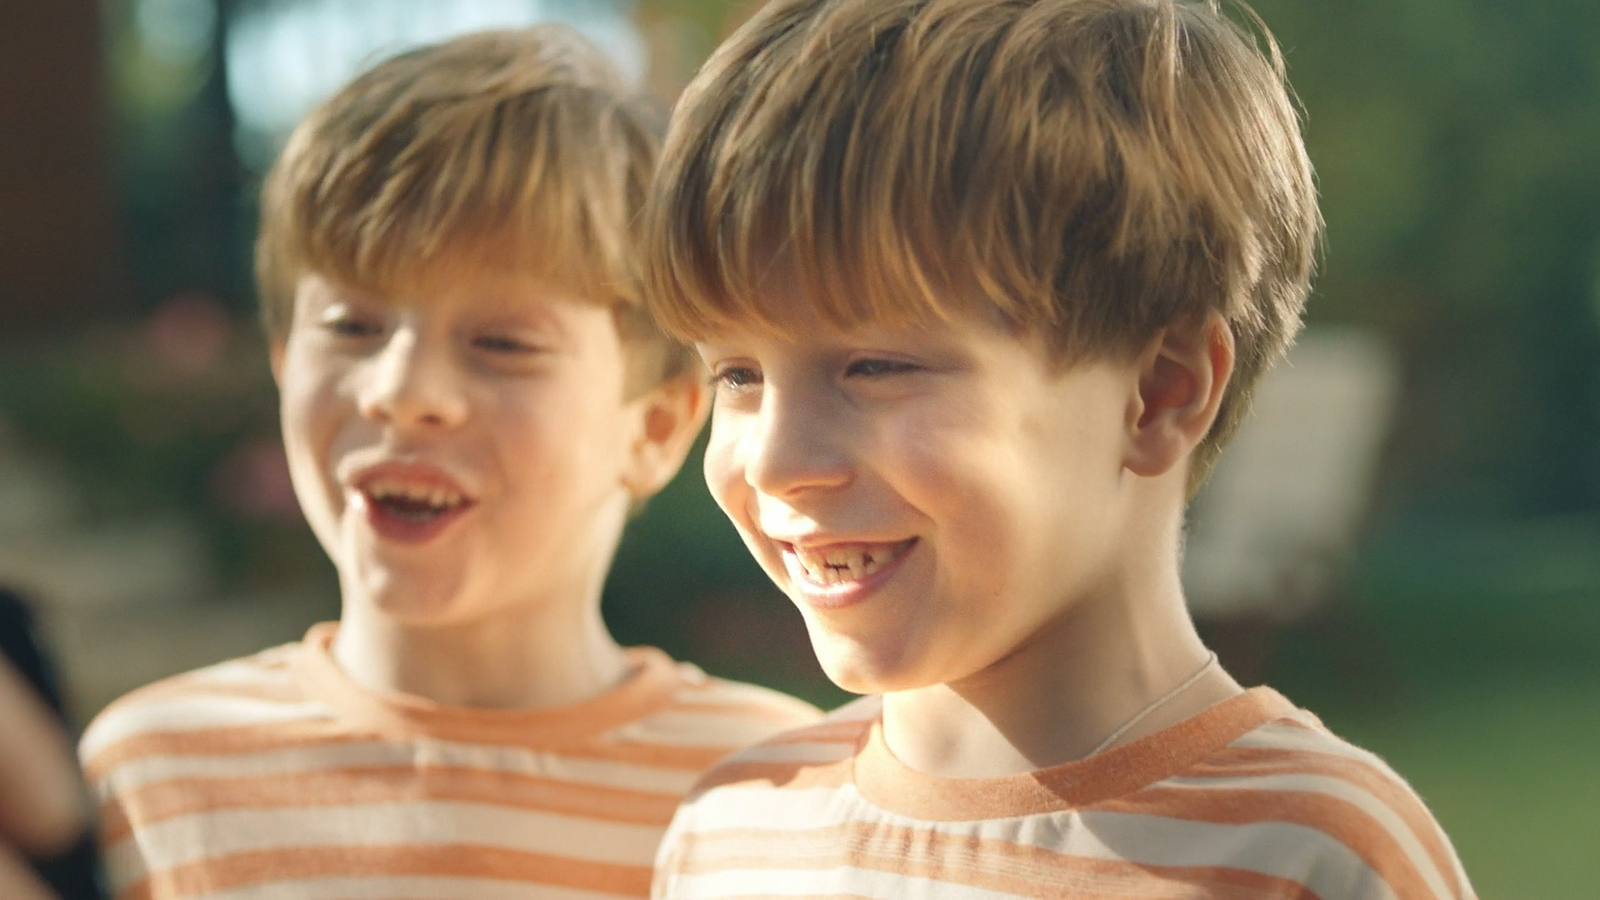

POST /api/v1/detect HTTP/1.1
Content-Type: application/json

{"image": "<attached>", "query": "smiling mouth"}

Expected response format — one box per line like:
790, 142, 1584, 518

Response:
786, 539, 918, 586
362, 478, 472, 523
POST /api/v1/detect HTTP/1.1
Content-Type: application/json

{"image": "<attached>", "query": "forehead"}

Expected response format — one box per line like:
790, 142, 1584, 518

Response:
696, 303, 1042, 364
299, 242, 609, 314
695, 277, 1034, 345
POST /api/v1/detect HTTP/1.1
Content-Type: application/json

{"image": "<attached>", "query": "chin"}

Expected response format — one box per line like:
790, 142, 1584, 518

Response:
353, 569, 475, 625
808, 624, 935, 696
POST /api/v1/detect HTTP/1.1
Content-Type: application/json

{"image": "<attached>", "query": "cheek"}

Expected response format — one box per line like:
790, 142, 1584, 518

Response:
876, 408, 1009, 521
701, 414, 744, 517
277, 357, 332, 466
491, 380, 632, 505
275, 359, 349, 542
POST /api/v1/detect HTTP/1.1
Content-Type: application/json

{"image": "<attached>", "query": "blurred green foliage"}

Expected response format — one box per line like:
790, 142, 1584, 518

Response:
1249, 0, 1600, 518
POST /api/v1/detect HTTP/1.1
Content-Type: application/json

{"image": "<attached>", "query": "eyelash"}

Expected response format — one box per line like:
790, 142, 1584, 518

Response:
473, 335, 541, 354
710, 366, 761, 391
320, 318, 544, 355
323, 318, 382, 339
708, 358, 920, 392
846, 358, 919, 377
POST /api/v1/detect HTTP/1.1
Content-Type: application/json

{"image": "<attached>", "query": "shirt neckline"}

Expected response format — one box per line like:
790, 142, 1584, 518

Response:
852, 686, 1299, 821
290, 621, 687, 745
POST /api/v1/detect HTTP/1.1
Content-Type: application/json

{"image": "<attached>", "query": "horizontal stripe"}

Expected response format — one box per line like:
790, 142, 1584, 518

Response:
668, 865, 1027, 899
90, 740, 416, 795
86, 718, 741, 781
97, 739, 714, 809
674, 784, 1400, 899
1058, 810, 1398, 900
120, 651, 296, 695
125, 843, 652, 900
82, 698, 329, 764
203, 874, 637, 900
669, 684, 821, 720
613, 710, 817, 748
668, 822, 1324, 899
724, 736, 860, 761
103, 799, 666, 876
688, 758, 854, 798
765, 718, 877, 745
100, 764, 683, 843
669, 866, 1317, 900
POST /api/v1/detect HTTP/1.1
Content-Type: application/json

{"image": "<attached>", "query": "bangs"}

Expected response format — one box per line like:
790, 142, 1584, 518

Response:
645, 0, 1083, 344
645, 0, 1314, 364
293, 89, 629, 306
643, 8, 1030, 339
258, 27, 659, 336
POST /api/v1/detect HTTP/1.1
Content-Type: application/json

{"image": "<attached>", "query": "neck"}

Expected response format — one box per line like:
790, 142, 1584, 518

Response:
332, 597, 631, 710
881, 504, 1241, 779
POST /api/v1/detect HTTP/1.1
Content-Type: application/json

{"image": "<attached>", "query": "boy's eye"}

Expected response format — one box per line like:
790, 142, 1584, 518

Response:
322, 317, 383, 339
711, 365, 762, 391
472, 334, 543, 354
845, 358, 919, 377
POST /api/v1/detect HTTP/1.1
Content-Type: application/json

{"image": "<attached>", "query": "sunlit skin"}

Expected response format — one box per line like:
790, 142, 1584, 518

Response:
272, 261, 705, 710
699, 308, 1243, 777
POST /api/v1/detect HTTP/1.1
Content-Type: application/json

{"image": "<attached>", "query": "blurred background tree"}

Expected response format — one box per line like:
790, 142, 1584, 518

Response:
1, 0, 1597, 893
1257, 0, 1600, 520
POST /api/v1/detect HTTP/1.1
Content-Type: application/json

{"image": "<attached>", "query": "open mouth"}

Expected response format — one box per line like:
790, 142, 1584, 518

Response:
786, 539, 918, 587
361, 478, 473, 524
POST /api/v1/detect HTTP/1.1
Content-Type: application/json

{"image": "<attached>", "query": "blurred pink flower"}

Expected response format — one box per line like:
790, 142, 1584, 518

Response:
211, 438, 301, 522
142, 292, 233, 378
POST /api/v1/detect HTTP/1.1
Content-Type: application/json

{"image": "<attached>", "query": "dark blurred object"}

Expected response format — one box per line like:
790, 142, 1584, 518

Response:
0, 591, 68, 722
0, 1, 126, 334
0, 589, 108, 900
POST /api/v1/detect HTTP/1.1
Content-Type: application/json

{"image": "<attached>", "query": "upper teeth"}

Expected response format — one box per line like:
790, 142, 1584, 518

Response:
365, 479, 464, 508
791, 544, 899, 585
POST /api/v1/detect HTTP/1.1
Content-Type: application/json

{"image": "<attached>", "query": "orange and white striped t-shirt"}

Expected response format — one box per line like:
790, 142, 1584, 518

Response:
654, 688, 1475, 899
80, 622, 821, 900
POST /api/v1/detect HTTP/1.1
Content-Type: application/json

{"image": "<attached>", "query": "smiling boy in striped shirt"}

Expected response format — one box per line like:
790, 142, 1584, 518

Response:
79, 26, 818, 899
640, 0, 1474, 896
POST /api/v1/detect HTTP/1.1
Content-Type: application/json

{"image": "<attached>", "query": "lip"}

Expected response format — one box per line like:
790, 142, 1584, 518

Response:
345, 459, 478, 546
777, 538, 917, 611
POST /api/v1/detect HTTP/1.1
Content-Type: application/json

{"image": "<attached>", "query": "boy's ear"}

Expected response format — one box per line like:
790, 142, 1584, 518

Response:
620, 374, 711, 499
1124, 312, 1234, 479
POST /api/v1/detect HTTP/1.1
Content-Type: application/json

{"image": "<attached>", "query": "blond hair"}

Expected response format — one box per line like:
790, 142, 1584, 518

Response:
644, 0, 1321, 489
257, 26, 693, 385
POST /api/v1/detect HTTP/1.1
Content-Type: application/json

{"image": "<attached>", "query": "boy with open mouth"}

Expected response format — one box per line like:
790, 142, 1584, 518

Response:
79, 26, 819, 899
643, 0, 1474, 896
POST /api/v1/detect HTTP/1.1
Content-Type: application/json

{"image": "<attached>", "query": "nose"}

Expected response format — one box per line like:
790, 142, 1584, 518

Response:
739, 385, 853, 498
355, 326, 469, 430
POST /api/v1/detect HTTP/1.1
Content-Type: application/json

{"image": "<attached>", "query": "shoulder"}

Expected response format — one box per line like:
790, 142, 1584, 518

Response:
79, 642, 310, 780
653, 697, 879, 883
683, 694, 878, 798
670, 665, 826, 733
617, 663, 825, 759
1191, 699, 1475, 899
